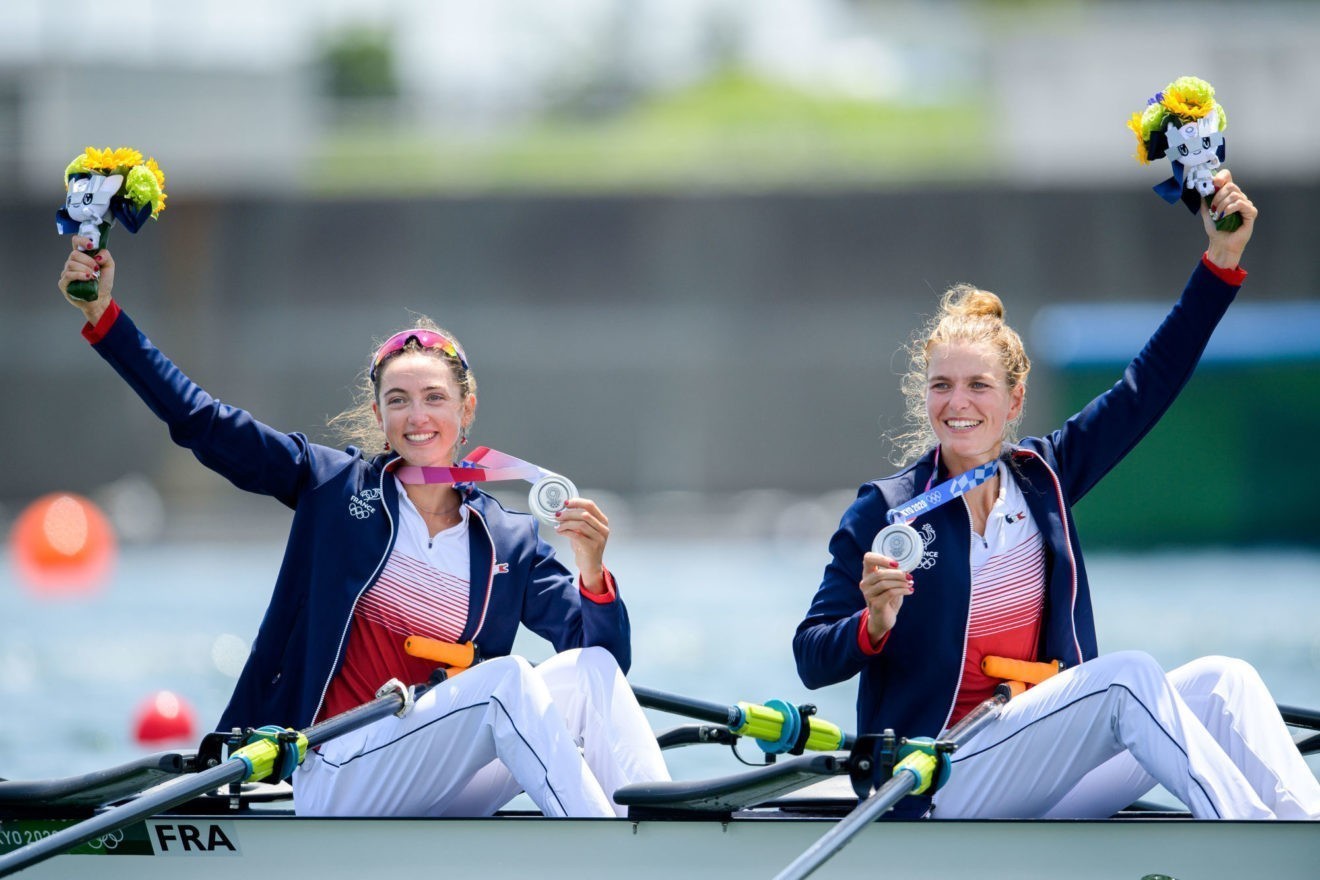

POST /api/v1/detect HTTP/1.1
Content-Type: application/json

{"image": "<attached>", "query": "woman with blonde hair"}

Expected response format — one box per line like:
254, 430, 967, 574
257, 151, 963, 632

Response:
795, 171, 1320, 820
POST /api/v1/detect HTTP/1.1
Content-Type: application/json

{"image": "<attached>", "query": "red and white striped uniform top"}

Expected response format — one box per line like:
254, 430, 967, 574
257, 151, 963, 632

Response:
951, 463, 1047, 725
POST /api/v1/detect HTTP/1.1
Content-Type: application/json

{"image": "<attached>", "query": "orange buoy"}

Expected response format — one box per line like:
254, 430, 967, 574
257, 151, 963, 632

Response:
9, 492, 116, 596
133, 690, 197, 745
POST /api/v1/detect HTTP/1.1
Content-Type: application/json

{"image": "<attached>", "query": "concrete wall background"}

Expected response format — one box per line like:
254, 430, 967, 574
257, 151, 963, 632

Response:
4, 182, 1316, 528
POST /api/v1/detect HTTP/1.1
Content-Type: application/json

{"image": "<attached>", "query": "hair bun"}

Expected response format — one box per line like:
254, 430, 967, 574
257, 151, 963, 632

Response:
942, 283, 1005, 321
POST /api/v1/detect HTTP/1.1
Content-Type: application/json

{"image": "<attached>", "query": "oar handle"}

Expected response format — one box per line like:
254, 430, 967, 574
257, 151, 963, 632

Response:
981, 656, 1060, 685
403, 636, 477, 672
632, 685, 740, 728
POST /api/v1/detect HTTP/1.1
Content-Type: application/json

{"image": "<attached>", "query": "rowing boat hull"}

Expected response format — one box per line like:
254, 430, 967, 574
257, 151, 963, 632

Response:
4, 811, 1317, 879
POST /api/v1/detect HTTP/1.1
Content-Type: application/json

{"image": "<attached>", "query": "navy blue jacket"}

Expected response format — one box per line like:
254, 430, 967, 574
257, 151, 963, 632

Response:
89, 307, 631, 732
795, 259, 1240, 747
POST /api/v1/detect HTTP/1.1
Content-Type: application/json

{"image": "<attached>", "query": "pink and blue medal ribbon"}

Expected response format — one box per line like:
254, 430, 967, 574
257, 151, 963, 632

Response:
874, 459, 999, 571
394, 446, 549, 487
394, 447, 577, 525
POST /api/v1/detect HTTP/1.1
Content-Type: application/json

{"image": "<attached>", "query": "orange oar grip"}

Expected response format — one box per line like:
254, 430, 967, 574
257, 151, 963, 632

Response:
1001, 680, 1027, 699
404, 636, 476, 670
981, 656, 1061, 685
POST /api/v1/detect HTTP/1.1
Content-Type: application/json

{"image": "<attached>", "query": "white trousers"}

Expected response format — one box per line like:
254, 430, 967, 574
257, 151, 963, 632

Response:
293, 647, 670, 817
931, 651, 1320, 820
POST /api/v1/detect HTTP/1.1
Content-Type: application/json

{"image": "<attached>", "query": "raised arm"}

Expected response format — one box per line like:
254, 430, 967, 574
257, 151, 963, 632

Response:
57, 237, 349, 507
1040, 170, 1258, 501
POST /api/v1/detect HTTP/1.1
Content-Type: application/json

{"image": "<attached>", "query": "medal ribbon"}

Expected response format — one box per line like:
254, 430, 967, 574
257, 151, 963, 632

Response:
394, 446, 551, 487
886, 460, 999, 524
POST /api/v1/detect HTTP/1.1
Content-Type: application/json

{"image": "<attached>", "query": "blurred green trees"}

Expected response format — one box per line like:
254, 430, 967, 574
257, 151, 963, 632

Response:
313, 68, 985, 193
320, 28, 398, 100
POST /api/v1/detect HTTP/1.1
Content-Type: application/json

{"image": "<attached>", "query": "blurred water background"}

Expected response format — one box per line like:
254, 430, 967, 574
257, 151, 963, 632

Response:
2, 521, 1318, 788
3, 0, 1319, 797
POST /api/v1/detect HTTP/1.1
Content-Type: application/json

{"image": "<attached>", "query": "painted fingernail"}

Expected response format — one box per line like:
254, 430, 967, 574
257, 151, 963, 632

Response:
554, 510, 562, 518
888, 560, 899, 569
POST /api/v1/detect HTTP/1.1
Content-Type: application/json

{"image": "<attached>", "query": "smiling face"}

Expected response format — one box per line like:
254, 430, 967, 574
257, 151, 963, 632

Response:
925, 341, 1024, 473
372, 352, 476, 467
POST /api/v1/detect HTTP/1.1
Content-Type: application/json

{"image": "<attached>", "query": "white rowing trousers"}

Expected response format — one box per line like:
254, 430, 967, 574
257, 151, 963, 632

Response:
293, 647, 669, 818
930, 651, 1320, 819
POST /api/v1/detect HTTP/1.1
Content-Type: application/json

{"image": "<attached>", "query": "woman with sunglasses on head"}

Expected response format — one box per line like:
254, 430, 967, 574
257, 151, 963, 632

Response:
57, 235, 669, 818
795, 171, 1320, 820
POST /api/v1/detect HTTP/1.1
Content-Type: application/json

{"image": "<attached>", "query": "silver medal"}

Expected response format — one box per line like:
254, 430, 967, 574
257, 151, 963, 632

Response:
529, 473, 577, 525
872, 522, 924, 572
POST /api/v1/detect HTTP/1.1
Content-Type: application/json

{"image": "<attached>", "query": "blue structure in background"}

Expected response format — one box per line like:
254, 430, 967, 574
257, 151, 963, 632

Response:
1033, 302, 1320, 548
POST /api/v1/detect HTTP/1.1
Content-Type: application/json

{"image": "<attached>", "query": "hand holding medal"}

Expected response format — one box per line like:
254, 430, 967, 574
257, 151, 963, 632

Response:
871, 460, 999, 573
1127, 76, 1241, 232
872, 521, 925, 572
861, 462, 998, 646
56, 147, 167, 301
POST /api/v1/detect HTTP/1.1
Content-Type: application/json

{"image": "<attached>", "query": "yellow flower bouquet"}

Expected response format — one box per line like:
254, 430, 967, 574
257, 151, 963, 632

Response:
56, 147, 167, 301
1127, 77, 1240, 232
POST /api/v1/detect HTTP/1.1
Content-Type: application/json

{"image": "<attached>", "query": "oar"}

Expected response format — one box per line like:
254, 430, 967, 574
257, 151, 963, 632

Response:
1279, 704, 1320, 755
631, 684, 854, 754
772, 684, 1014, 880
774, 656, 1060, 880
0, 681, 421, 878
1279, 704, 1320, 731
402, 639, 853, 755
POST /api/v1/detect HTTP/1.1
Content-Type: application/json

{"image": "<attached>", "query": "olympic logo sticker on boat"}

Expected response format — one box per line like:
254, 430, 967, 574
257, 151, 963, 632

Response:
87, 830, 124, 851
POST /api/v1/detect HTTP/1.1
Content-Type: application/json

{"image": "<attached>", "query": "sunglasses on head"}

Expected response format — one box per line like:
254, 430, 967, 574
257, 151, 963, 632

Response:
370, 329, 470, 383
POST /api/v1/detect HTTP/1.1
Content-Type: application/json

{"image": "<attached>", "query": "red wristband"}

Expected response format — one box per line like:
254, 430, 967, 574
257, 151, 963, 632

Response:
580, 567, 617, 604
81, 300, 122, 344
858, 610, 890, 655
1201, 252, 1247, 286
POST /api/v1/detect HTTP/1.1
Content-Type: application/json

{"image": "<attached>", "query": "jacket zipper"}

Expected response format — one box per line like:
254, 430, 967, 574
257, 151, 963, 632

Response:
938, 454, 1083, 731
1014, 449, 1082, 664
312, 465, 397, 722
466, 506, 497, 642
938, 497, 977, 735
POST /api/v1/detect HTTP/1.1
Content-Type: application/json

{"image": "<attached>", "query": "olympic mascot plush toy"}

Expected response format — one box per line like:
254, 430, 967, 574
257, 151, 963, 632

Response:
1127, 76, 1240, 232
56, 147, 167, 301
